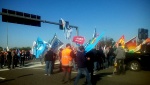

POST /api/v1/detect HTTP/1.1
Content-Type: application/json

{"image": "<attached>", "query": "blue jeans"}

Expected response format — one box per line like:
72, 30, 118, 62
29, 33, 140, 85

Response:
94, 61, 100, 71
45, 61, 52, 74
74, 68, 91, 85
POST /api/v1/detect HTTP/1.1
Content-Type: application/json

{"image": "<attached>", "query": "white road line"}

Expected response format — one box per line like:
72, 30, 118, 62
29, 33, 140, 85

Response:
0, 77, 6, 80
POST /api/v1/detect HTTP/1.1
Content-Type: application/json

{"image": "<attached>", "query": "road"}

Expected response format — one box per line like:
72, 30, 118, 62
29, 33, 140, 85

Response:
0, 60, 150, 85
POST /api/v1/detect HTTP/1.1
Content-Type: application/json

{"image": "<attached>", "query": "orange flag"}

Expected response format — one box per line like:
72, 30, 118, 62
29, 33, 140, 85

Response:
115, 35, 125, 48
125, 37, 137, 51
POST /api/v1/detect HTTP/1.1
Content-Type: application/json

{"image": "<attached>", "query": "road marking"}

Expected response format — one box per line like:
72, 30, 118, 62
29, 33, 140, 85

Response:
72, 71, 78, 73
107, 75, 113, 77
32, 68, 44, 70
0, 69, 9, 71
0, 77, 6, 80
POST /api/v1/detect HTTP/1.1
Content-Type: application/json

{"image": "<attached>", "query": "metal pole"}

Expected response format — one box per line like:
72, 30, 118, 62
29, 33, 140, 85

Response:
0, 12, 79, 36
7, 23, 8, 51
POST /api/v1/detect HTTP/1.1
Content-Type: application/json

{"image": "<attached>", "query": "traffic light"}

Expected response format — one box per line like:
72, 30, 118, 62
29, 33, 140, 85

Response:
138, 28, 148, 40
2, 8, 41, 27
59, 20, 63, 30
59, 19, 69, 30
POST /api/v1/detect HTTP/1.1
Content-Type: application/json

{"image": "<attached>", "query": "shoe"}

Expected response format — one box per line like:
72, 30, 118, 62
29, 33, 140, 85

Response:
44, 74, 47, 75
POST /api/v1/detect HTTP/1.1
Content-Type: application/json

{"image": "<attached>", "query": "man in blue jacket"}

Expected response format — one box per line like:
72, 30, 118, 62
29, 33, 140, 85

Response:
74, 46, 91, 85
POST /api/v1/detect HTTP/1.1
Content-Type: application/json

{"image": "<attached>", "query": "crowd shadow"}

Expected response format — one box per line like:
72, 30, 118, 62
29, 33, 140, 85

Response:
0, 74, 33, 84
91, 72, 113, 85
0, 79, 15, 83
71, 72, 113, 85
17, 74, 33, 78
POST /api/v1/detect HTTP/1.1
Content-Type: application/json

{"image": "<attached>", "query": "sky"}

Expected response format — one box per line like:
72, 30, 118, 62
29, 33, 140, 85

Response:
0, 0, 150, 48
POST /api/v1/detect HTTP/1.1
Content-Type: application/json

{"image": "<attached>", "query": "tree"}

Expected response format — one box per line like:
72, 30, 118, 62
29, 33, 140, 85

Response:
0, 46, 3, 51
97, 37, 115, 48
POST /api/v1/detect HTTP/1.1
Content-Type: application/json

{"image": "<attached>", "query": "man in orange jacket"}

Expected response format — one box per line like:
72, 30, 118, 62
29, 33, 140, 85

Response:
61, 43, 75, 83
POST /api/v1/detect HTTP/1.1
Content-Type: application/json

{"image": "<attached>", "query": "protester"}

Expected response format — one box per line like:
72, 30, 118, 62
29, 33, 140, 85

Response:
61, 43, 74, 83
92, 48, 99, 73
97, 47, 105, 70
7, 51, 12, 69
20, 50, 25, 66
107, 46, 115, 66
72, 47, 77, 71
0, 51, 4, 69
44, 48, 54, 76
74, 46, 92, 85
85, 49, 94, 83
114, 43, 126, 75
12, 51, 19, 68
58, 48, 63, 71
104, 46, 109, 68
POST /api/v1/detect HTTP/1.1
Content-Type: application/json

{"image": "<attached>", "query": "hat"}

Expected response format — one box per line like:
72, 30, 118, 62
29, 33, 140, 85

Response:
79, 46, 85, 51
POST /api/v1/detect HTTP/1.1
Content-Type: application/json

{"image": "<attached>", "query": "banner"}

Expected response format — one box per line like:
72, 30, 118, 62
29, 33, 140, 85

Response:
73, 36, 85, 45
50, 34, 64, 53
125, 36, 137, 51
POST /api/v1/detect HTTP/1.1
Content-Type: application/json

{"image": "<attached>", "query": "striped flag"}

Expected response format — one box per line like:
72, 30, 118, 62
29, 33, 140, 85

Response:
125, 36, 137, 51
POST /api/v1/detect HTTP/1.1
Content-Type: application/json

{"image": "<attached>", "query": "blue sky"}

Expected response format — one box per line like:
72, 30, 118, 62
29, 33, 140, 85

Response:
0, 0, 150, 48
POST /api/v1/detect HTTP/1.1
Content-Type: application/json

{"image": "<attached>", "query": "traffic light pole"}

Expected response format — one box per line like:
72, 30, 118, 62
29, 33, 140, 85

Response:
0, 12, 79, 36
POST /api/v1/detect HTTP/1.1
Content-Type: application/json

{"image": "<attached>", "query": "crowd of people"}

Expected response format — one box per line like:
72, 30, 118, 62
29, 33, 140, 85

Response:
43, 43, 125, 85
0, 49, 32, 69
0, 43, 126, 85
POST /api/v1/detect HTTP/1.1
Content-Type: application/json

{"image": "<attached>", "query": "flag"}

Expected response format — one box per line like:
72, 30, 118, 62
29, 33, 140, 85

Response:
50, 34, 64, 53
142, 38, 150, 44
84, 39, 91, 48
85, 32, 105, 53
134, 44, 142, 52
34, 37, 47, 58
115, 35, 125, 48
125, 36, 137, 51
66, 27, 73, 39
60, 18, 66, 32
93, 28, 97, 38
60, 18, 72, 40
84, 28, 98, 47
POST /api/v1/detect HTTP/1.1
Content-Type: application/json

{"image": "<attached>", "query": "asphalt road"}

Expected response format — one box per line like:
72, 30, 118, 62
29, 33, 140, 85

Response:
0, 60, 150, 85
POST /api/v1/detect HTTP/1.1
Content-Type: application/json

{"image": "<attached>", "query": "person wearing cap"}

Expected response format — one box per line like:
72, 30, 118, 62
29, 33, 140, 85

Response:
74, 46, 92, 85
114, 43, 126, 75
61, 43, 75, 83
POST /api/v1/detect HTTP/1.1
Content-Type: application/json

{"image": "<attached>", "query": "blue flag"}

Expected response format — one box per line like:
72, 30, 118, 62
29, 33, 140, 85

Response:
33, 37, 47, 58
50, 34, 64, 53
85, 32, 105, 53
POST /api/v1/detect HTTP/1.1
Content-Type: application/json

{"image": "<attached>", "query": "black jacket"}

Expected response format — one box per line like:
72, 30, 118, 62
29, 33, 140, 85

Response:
45, 50, 54, 61
76, 51, 86, 68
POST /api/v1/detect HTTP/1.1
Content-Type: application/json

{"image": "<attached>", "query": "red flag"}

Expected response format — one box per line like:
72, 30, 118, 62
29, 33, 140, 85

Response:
72, 36, 85, 45
125, 37, 137, 51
